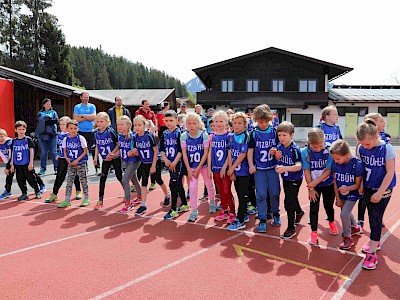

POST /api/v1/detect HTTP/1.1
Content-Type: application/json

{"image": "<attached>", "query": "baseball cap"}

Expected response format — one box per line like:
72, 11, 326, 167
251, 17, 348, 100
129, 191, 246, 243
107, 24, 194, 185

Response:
207, 108, 214, 113
180, 102, 187, 107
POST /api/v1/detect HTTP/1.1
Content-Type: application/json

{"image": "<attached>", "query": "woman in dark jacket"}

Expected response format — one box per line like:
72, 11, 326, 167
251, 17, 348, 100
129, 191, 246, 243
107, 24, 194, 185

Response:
35, 98, 59, 175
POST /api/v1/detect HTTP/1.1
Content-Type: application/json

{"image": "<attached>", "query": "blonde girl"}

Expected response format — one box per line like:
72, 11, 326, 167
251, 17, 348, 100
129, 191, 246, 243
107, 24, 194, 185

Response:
116, 115, 142, 213
330, 140, 363, 250
92, 112, 123, 209
317, 105, 342, 146
301, 128, 337, 245
364, 113, 390, 144
208, 111, 235, 224
181, 113, 216, 222
357, 121, 396, 270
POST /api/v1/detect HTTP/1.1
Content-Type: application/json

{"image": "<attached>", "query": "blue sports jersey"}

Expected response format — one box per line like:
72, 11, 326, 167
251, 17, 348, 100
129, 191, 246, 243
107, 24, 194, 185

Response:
211, 132, 229, 172
380, 130, 391, 144
359, 143, 396, 190
332, 157, 364, 201
185, 130, 206, 169
12, 137, 32, 165
0, 139, 12, 163
317, 123, 342, 146
57, 132, 68, 158
276, 142, 303, 181
249, 126, 278, 170
247, 118, 254, 132
134, 131, 156, 164
301, 146, 334, 187
228, 131, 250, 176
95, 127, 117, 160
118, 132, 139, 163
64, 134, 88, 164
160, 128, 181, 162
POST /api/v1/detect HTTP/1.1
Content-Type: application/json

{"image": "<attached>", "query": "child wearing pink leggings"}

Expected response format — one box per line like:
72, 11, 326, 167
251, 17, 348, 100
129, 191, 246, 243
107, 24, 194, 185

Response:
181, 113, 216, 222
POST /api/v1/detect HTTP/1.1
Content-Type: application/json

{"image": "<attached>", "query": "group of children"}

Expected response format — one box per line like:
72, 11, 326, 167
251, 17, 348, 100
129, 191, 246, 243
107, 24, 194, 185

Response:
0, 104, 395, 271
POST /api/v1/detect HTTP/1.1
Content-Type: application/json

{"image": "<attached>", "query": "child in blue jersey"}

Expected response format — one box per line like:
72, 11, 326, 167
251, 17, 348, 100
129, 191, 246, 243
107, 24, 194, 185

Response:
132, 115, 168, 215
45, 116, 82, 203
302, 128, 338, 245
248, 104, 280, 233
181, 113, 216, 222
116, 116, 142, 213
10, 121, 43, 200
226, 112, 251, 231
274, 122, 304, 239
160, 110, 189, 219
57, 120, 90, 208
208, 110, 235, 224
357, 113, 390, 231
93, 112, 123, 209
330, 140, 363, 250
0, 129, 14, 199
357, 121, 396, 270
317, 106, 342, 146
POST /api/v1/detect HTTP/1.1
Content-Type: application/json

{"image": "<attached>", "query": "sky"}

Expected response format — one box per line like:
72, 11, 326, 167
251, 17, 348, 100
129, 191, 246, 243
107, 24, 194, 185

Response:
48, 0, 400, 85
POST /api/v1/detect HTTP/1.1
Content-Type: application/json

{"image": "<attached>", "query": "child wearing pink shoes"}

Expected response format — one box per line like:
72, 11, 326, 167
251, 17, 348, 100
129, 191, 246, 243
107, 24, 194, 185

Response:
330, 140, 364, 250
357, 121, 396, 270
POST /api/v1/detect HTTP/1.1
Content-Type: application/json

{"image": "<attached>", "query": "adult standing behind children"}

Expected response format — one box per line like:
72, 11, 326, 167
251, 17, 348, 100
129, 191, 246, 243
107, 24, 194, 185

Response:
73, 92, 99, 174
135, 99, 157, 129
35, 98, 59, 175
107, 96, 131, 132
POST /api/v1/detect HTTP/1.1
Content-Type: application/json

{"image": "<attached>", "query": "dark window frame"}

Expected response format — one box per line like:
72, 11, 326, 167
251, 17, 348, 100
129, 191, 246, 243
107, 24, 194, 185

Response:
337, 106, 369, 117
291, 114, 313, 127
378, 107, 400, 116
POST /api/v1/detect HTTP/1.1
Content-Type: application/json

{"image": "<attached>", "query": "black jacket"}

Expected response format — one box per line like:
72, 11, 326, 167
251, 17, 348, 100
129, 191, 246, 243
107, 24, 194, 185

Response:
107, 106, 131, 131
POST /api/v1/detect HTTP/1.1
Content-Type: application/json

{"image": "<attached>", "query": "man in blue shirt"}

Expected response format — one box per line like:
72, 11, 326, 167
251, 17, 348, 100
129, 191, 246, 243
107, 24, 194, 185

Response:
73, 92, 99, 174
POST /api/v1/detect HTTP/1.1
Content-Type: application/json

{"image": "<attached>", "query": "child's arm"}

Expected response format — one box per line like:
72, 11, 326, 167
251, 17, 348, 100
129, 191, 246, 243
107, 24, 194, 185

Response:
307, 169, 332, 188
228, 152, 246, 175
333, 174, 342, 207
181, 146, 191, 181
304, 169, 318, 202
207, 135, 213, 178
107, 144, 120, 160
247, 148, 256, 174
72, 148, 88, 166
338, 176, 362, 194
150, 146, 158, 174
372, 158, 395, 203
276, 162, 302, 174
220, 154, 229, 179
94, 144, 99, 165
195, 146, 209, 178
28, 148, 34, 171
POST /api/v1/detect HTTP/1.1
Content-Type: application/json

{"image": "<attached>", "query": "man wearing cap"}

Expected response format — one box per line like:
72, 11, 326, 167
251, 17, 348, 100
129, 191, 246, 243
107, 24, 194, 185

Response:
108, 96, 131, 132
178, 102, 187, 114
157, 101, 170, 138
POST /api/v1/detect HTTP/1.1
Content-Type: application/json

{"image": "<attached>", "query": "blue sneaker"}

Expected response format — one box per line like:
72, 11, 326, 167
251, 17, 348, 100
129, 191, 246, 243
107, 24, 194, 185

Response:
17, 194, 29, 201
227, 219, 246, 231
38, 170, 46, 176
209, 201, 216, 213
164, 209, 179, 220
0, 190, 11, 200
272, 215, 281, 227
257, 222, 267, 233
244, 215, 250, 223
216, 204, 222, 211
188, 210, 198, 222
39, 185, 47, 193
246, 204, 257, 215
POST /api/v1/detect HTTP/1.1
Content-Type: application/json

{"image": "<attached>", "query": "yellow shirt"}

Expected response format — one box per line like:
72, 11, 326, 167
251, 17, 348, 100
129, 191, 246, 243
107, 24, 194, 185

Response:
115, 107, 123, 119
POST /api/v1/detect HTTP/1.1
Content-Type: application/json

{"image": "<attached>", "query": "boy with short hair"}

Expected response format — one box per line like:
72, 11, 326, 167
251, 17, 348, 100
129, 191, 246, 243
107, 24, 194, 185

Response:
0, 129, 14, 199
57, 119, 90, 208
275, 121, 304, 239
160, 110, 189, 219
248, 104, 280, 233
10, 121, 43, 200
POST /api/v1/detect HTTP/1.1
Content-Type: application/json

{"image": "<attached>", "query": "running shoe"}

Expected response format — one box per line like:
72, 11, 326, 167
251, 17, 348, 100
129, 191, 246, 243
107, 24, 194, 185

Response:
120, 203, 134, 213
257, 222, 267, 233
39, 185, 47, 193
130, 185, 136, 193
0, 191, 11, 200
351, 225, 362, 236
227, 213, 236, 225
75, 191, 82, 200
247, 204, 257, 215
362, 253, 378, 270
94, 200, 103, 210
38, 170, 46, 176
329, 221, 339, 235
177, 204, 190, 212
209, 201, 217, 213
135, 205, 147, 215
216, 204, 223, 211
215, 211, 229, 222
339, 236, 354, 250
357, 220, 364, 234
188, 210, 198, 222
307, 231, 319, 245
294, 210, 305, 224
17, 193, 29, 201
45, 194, 59, 203
362, 242, 381, 254
35, 191, 41, 199
80, 198, 90, 207
272, 215, 281, 227
200, 194, 208, 201
162, 195, 171, 207
131, 196, 142, 204
281, 228, 296, 239
57, 200, 71, 208
243, 215, 250, 223
227, 219, 246, 231
149, 183, 156, 191
164, 209, 179, 220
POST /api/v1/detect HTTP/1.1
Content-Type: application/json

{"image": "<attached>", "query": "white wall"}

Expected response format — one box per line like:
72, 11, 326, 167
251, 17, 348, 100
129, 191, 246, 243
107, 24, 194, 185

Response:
286, 106, 323, 142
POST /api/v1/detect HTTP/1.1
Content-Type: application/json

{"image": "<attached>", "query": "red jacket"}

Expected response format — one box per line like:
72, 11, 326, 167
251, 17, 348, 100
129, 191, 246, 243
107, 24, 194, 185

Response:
135, 107, 156, 125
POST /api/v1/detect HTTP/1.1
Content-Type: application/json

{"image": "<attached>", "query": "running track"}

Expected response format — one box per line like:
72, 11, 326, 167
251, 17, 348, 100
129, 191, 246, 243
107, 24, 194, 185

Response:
0, 160, 400, 299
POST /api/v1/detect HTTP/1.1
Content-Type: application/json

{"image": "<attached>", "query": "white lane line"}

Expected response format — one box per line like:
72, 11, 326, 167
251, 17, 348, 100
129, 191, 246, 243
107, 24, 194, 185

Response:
0, 207, 57, 221
90, 231, 244, 300
331, 218, 400, 300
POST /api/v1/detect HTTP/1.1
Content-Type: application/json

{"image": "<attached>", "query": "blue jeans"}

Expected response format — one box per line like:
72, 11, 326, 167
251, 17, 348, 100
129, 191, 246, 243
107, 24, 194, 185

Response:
254, 169, 280, 220
38, 134, 58, 172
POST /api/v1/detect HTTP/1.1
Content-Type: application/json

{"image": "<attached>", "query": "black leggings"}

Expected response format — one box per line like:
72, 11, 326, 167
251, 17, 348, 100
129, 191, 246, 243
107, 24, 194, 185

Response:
309, 184, 335, 231
138, 160, 164, 187
99, 158, 123, 196
283, 179, 303, 230
234, 175, 250, 223
169, 162, 187, 210
53, 158, 81, 195
15, 164, 39, 194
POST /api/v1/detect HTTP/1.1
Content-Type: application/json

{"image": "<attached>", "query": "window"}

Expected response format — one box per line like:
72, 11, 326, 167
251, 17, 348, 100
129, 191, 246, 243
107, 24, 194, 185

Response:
299, 80, 317, 92
272, 80, 284, 92
222, 80, 234, 92
291, 114, 313, 127
247, 80, 259, 92
337, 106, 368, 116
378, 107, 400, 116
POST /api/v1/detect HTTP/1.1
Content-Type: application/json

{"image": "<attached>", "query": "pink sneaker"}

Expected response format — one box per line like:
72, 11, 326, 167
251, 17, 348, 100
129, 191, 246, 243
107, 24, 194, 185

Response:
226, 213, 236, 225
351, 225, 362, 236
362, 253, 378, 270
131, 196, 142, 204
339, 236, 354, 250
307, 231, 319, 245
119, 203, 134, 213
329, 221, 339, 235
215, 212, 229, 222
362, 242, 381, 254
